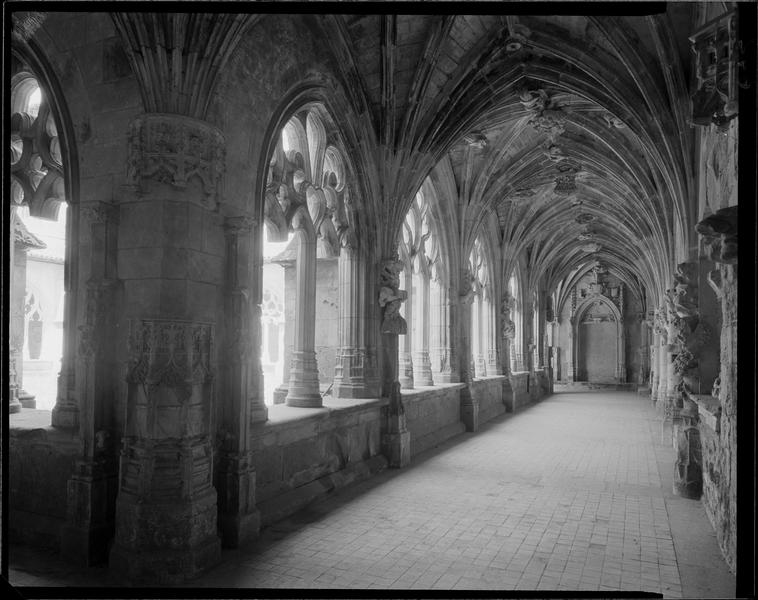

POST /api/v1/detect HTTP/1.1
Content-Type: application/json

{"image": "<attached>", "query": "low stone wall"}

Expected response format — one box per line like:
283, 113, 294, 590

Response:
402, 383, 466, 457
8, 410, 80, 549
471, 376, 507, 425
251, 398, 388, 526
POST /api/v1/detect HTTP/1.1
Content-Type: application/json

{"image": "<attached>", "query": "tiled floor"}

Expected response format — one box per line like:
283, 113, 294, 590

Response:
9, 390, 736, 597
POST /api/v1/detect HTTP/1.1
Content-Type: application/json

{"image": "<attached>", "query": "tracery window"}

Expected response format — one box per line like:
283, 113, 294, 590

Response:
263, 106, 353, 407
9, 62, 69, 413
469, 237, 493, 378
397, 190, 444, 388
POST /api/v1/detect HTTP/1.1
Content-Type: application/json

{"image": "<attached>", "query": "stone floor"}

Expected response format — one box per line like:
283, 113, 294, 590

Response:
9, 390, 736, 597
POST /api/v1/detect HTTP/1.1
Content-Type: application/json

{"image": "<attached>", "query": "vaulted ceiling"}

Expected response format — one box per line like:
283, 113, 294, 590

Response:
318, 8, 701, 307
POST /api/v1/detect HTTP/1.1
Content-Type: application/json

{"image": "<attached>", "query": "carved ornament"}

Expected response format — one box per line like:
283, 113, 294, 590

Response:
126, 319, 214, 399
378, 259, 408, 335
695, 206, 737, 264
127, 114, 225, 209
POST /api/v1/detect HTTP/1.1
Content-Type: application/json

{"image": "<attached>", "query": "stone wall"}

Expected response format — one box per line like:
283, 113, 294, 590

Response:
401, 384, 466, 457
8, 412, 80, 548
511, 372, 531, 409
252, 399, 387, 526
471, 376, 507, 425
699, 263, 737, 571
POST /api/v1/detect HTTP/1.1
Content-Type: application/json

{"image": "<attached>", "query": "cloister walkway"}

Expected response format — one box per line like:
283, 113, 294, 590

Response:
10, 390, 736, 597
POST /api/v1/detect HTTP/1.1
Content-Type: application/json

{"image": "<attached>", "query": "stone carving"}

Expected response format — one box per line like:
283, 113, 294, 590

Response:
689, 12, 739, 130
127, 114, 225, 209
696, 206, 737, 264
519, 86, 566, 141
126, 319, 214, 401
554, 161, 580, 196
575, 213, 596, 225
603, 113, 626, 129
80, 203, 119, 226
501, 291, 516, 340
463, 132, 488, 149
378, 259, 408, 335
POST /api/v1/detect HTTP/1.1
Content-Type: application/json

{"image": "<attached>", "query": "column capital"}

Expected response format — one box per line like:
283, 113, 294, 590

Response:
224, 215, 257, 236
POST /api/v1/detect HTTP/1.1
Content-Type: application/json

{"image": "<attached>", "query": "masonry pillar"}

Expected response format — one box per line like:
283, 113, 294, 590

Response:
459, 273, 479, 431
398, 267, 414, 389
60, 202, 121, 566
215, 216, 266, 548
333, 238, 378, 398
284, 209, 322, 407
566, 318, 576, 381
379, 257, 410, 467
412, 271, 434, 386
485, 290, 501, 375
109, 113, 223, 583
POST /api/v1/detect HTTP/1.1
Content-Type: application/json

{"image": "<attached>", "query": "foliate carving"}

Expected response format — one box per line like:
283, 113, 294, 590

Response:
127, 114, 225, 209
519, 86, 566, 142
696, 206, 737, 264
126, 319, 214, 396
378, 259, 408, 335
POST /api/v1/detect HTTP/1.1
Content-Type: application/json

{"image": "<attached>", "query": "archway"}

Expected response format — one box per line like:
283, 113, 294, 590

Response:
573, 294, 626, 384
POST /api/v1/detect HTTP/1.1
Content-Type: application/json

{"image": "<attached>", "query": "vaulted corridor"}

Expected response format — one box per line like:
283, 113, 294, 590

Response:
10, 390, 735, 596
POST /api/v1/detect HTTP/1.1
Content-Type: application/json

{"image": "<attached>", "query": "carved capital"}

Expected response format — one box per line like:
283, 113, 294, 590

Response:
127, 114, 225, 209
224, 215, 257, 236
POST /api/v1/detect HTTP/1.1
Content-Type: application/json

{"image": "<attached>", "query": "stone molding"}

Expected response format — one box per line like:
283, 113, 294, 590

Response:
127, 113, 225, 209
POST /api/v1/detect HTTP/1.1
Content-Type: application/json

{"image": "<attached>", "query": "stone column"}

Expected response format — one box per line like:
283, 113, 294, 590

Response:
285, 209, 321, 407
333, 238, 377, 398
566, 318, 576, 381
216, 216, 265, 548
473, 291, 487, 377
398, 266, 414, 389
51, 199, 81, 429
485, 290, 501, 375
412, 271, 434, 386
429, 267, 448, 381
60, 202, 121, 566
378, 257, 410, 467
459, 273, 479, 431
656, 308, 669, 407
109, 113, 223, 583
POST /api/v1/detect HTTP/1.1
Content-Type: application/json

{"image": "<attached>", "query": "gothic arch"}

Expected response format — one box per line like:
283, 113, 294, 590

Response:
572, 293, 626, 383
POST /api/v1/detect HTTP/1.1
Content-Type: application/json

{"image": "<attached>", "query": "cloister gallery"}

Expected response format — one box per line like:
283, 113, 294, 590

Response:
5, 3, 754, 592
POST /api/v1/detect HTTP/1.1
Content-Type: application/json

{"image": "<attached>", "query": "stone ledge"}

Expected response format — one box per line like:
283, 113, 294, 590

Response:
9, 409, 80, 448
400, 382, 466, 402
261, 397, 388, 430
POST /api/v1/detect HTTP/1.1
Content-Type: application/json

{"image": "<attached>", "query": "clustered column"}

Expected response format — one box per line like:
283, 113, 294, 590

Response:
398, 266, 414, 389
216, 215, 266, 548
333, 237, 377, 398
